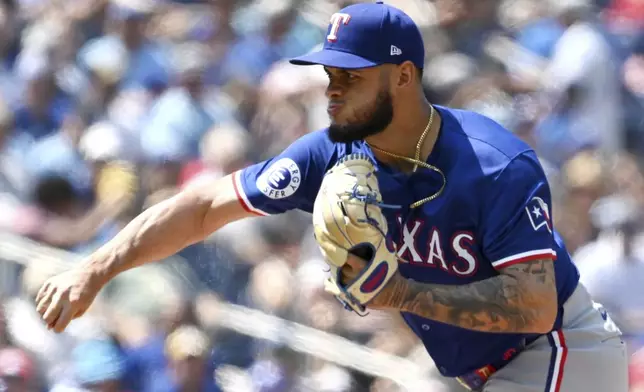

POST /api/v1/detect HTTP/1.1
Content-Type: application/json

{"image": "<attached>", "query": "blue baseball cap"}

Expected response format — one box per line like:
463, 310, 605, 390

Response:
290, 1, 425, 70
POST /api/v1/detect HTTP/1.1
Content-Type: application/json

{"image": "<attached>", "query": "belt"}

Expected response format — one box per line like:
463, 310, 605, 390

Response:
455, 337, 535, 391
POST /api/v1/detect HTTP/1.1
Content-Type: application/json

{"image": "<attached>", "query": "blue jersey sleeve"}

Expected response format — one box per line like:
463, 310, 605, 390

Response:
481, 152, 558, 270
232, 131, 335, 216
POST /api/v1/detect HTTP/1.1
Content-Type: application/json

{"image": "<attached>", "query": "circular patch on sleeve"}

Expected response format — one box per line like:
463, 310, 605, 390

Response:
256, 158, 302, 199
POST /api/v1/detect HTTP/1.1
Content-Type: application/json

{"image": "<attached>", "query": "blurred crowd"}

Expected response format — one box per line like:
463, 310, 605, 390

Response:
0, 0, 644, 390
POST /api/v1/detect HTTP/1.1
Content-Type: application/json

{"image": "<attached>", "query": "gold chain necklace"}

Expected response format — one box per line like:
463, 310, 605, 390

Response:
368, 105, 446, 209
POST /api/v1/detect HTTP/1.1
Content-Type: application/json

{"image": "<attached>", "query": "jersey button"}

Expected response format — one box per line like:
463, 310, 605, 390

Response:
421, 324, 430, 331
439, 366, 447, 374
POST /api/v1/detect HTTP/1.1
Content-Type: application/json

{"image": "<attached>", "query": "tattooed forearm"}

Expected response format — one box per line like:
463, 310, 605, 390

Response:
384, 259, 557, 333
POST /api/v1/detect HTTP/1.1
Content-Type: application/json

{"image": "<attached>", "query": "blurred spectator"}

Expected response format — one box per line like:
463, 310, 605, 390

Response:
180, 121, 252, 189
0, 303, 14, 351
576, 194, 644, 354
247, 345, 305, 392
622, 31, 644, 157
79, 0, 171, 94
251, 59, 328, 158
630, 345, 644, 391
0, 0, 21, 108
424, 51, 478, 106
12, 173, 128, 253
218, 2, 322, 127
554, 150, 605, 253
248, 213, 310, 317
68, 339, 126, 392
79, 121, 139, 173
0, 347, 37, 392
538, 0, 622, 162
76, 35, 129, 122
117, 297, 194, 389
434, 0, 502, 59
23, 111, 93, 195
140, 43, 216, 166
0, 98, 29, 214
219, 4, 299, 88
152, 324, 220, 392
12, 51, 75, 145
603, 0, 644, 44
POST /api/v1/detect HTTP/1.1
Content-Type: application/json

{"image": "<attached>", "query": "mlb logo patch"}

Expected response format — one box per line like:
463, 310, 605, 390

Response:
526, 196, 551, 233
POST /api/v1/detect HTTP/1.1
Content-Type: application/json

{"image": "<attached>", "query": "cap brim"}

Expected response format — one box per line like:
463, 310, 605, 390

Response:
289, 49, 378, 69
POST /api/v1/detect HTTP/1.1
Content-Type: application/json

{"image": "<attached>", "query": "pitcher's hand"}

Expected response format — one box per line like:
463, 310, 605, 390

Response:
340, 254, 408, 311
36, 267, 104, 333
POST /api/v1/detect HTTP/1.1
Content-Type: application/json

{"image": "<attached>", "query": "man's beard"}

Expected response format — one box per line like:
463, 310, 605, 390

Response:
327, 90, 394, 143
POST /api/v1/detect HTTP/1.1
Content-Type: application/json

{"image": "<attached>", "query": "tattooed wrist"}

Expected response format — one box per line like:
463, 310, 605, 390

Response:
372, 273, 413, 310
394, 258, 557, 334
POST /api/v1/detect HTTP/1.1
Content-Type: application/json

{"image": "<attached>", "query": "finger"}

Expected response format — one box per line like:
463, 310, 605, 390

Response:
347, 253, 368, 268
35, 281, 50, 304
42, 294, 63, 328
36, 288, 54, 316
52, 302, 73, 333
340, 266, 355, 285
343, 254, 367, 280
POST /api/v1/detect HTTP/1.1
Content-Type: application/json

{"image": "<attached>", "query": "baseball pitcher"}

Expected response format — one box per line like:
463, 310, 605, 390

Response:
35, 2, 628, 391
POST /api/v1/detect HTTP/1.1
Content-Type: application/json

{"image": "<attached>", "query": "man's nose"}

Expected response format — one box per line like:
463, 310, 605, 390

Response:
325, 81, 345, 100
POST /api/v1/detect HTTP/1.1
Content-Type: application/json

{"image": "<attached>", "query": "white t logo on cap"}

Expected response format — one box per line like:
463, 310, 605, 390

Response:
327, 13, 351, 42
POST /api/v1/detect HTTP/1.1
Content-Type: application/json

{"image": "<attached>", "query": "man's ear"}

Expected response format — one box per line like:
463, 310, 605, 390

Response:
395, 61, 416, 89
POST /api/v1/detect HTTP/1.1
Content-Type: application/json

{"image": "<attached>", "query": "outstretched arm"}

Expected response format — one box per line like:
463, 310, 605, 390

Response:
371, 258, 557, 334
86, 175, 256, 285
37, 132, 330, 333
85, 132, 333, 284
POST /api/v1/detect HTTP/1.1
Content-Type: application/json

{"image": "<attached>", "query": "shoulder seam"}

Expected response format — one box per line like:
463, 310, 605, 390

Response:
444, 126, 532, 180
449, 110, 532, 164
493, 151, 535, 181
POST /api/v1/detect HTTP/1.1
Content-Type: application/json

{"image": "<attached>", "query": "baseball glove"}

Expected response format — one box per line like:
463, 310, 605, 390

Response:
312, 153, 400, 315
